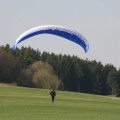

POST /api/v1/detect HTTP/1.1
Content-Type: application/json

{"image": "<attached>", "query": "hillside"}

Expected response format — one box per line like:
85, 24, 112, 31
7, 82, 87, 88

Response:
0, 86, 120, 120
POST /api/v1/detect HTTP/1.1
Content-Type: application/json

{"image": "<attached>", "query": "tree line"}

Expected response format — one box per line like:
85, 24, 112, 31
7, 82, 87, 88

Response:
0, 44, 120, 96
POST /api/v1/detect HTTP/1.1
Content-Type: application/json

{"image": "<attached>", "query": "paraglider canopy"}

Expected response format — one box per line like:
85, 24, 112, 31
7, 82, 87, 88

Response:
13, 25, 89, 53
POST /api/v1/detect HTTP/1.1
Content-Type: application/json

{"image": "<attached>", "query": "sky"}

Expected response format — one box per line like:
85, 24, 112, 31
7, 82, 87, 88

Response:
0, 0, 120, 69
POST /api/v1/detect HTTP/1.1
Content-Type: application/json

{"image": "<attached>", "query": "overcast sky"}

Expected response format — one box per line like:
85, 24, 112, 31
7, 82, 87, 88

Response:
0, 0, 120, 69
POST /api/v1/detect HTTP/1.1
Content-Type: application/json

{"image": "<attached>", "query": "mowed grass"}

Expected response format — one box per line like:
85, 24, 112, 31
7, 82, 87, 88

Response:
0, 86, 120, 120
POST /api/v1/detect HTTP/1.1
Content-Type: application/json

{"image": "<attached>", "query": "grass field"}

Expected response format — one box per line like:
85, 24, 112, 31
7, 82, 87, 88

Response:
0, 85, 120, 120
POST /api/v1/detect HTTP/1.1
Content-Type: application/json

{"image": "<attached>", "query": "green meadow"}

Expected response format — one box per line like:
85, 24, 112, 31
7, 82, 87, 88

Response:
0, 85, 120, 120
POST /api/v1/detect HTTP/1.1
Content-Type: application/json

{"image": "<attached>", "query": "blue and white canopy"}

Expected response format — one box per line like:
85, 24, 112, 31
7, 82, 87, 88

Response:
13, 25, 89, 53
